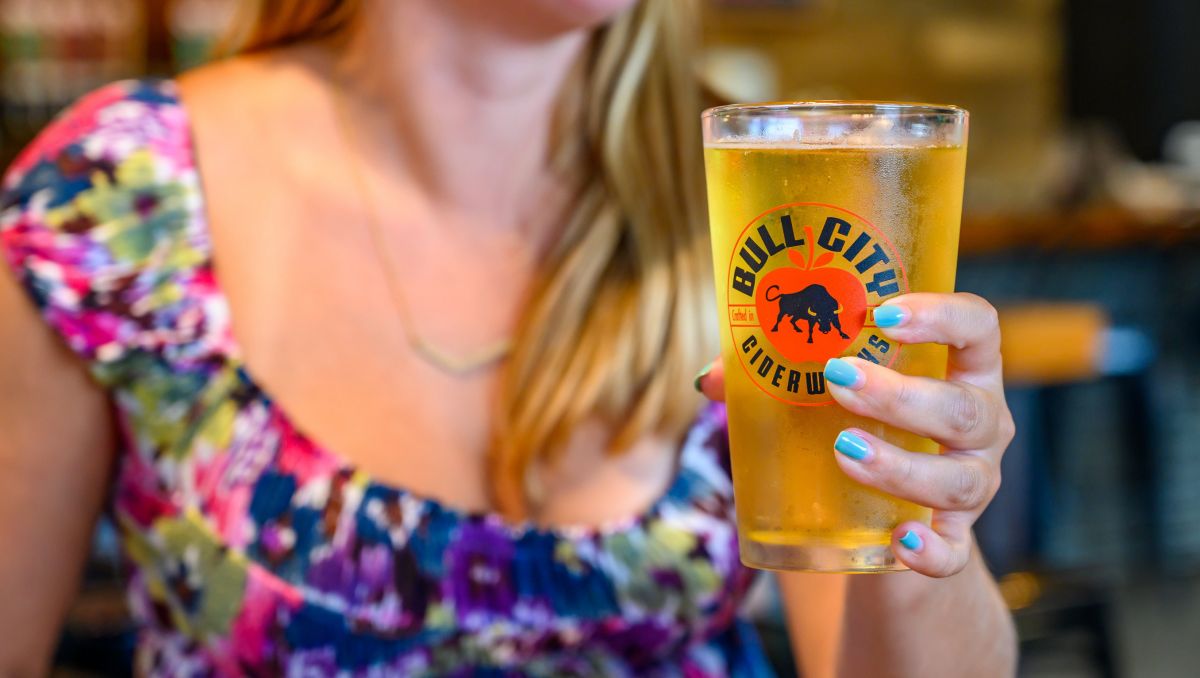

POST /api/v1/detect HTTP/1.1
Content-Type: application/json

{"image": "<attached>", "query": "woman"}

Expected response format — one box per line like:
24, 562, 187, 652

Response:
0, 0, 1016, 675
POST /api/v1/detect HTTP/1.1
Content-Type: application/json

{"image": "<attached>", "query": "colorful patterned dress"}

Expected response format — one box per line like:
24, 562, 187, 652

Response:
0, 80, 774, 677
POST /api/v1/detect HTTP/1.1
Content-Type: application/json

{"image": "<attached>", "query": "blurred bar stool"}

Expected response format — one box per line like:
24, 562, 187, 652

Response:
980, 303, 1154, 678
998, 304, 1152, 386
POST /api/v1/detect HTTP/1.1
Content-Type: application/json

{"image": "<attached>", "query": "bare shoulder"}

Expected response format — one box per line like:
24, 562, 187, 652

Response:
176, 46, 331, 117
175, 46, 337, 190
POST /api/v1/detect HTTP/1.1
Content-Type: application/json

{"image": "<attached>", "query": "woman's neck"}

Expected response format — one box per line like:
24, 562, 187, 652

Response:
326, 0, 591, 228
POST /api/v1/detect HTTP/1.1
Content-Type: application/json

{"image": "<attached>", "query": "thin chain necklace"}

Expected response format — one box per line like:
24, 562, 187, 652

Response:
329, 87, 515, 375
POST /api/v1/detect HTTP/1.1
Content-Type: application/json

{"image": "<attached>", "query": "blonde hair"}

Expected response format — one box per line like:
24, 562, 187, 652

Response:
226, 0, 714, 519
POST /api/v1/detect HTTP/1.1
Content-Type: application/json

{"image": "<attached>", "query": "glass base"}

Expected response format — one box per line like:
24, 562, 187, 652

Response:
740, 537, 909, 574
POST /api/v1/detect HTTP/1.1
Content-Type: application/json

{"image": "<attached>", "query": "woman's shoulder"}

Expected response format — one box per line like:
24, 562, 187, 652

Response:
0, 79, 218, 382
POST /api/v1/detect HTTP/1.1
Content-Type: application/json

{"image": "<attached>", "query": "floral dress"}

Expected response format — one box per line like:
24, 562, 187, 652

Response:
0, 80, 774, 677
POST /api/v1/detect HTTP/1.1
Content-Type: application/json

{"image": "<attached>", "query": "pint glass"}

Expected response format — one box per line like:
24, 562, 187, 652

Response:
701, 103, 969, 572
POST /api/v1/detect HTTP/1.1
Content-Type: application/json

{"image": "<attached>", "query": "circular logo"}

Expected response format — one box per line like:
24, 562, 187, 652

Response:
726, 202, 910, 406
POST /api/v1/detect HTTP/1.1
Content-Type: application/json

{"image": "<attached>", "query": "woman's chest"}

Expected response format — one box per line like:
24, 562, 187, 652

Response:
202, 194, 679, 523
208, 195, 504, 493
110, 381, 753, 674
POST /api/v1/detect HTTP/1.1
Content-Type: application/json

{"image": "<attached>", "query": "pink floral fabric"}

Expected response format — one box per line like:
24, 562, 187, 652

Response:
0, 80, 773, 677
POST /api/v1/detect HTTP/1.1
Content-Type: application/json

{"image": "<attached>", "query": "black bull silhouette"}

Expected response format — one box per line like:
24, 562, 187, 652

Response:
764, 284, 850, 343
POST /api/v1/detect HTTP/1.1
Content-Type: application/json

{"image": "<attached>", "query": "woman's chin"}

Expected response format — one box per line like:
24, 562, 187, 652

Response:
462, 0, 640, 35
542, 0, 641, 26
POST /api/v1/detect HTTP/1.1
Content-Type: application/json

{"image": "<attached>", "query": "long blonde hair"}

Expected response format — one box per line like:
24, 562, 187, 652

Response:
226, 0, 715, 519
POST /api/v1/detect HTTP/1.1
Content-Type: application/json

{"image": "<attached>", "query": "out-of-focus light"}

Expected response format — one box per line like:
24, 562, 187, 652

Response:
999, 570, 1042, 611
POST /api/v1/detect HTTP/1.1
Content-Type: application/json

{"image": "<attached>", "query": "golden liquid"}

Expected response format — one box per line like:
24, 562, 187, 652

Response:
703, 144, 967, 569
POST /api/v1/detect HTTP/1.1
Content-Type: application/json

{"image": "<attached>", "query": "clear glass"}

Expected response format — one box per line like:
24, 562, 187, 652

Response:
701, 102, 969, 572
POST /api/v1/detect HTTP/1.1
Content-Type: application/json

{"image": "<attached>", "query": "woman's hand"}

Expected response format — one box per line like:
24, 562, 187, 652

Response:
696, 292, 1014, 578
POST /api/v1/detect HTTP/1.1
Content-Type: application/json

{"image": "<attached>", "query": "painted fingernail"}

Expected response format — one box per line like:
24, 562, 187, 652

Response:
824, 358, 864, 389
693, 363, 713, 392
899, 530, 924, 551
874, 304, 909, 329
835, 430, 871, 461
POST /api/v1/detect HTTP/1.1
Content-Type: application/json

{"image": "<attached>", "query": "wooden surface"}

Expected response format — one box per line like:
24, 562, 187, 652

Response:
960, 207, 1200, 255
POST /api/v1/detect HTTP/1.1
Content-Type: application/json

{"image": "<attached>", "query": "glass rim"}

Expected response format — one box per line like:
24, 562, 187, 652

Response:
702, 100, 967, 120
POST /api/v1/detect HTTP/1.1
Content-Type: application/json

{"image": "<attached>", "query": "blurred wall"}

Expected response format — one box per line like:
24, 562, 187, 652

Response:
1066, 0, 1200, 162
701, 0, 1063, 213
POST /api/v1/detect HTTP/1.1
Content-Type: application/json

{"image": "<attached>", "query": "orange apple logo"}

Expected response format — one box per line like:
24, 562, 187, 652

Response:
755, 225, 867, 363
724, 202, 908, 406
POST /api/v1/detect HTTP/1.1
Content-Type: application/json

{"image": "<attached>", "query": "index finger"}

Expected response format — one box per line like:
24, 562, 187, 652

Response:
873, 293, 1002, 383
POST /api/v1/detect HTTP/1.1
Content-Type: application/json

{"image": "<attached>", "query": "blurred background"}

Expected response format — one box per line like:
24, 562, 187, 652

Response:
3, 0, 1200, 676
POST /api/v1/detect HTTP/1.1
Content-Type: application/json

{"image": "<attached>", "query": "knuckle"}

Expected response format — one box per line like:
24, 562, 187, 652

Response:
976, 302, 1001, 350
948, 293, 998, 348
886, 375, 920, 417
959, 292, 995, 316
989, 467, 1003, 501
889, 450, 919, 490
945, 386, 983, 438
937, 550, 969, 577
979, 299, 1000, 333
914, 542, 960, 578
947, 460, 990, 509
932, 558, 959, 578
998, 411, 1017, 447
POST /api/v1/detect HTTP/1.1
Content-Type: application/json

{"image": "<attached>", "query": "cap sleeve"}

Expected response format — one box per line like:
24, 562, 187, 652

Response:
0, 79, 223, 387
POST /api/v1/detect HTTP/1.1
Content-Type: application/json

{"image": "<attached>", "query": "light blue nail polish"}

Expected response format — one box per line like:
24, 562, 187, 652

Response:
835, 430, 871, 461
824, 358, 862, 388
874, 305, 908, 328
693, 363, 713, 393
899, 530, 923, 551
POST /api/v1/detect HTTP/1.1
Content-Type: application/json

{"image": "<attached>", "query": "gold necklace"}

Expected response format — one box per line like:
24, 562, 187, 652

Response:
330, 88, 515, 375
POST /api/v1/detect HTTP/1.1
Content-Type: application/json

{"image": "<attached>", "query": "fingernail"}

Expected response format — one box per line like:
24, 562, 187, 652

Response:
693, 363, 713, 392
899, 530, 924, 551
874, 304, 909, 329
824, 358, 864, 389
835, 430, 871, 461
